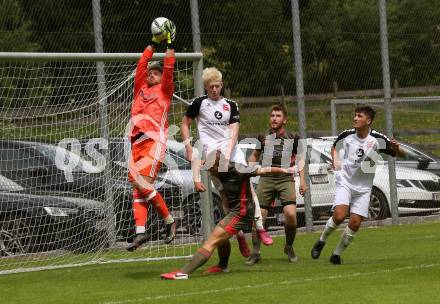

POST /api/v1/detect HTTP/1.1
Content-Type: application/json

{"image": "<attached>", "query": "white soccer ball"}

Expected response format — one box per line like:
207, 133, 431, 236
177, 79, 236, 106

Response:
151, 17, 168, 36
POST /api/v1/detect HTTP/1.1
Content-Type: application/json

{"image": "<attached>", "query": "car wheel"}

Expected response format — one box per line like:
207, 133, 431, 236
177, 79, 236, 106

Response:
369, 188, 390, 220
0, 218, 33, 256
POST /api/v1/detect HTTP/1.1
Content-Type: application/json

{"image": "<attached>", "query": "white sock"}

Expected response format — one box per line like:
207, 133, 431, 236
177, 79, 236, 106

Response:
333, 226, 356, 255
164, 215, 174, 225
320, 217, 338, 242
254, 202, 264, 230
135, 226, 146, 234
250, 181, 264, 230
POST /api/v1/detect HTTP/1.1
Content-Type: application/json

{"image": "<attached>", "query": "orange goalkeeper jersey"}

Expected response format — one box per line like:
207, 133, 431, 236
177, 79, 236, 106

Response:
129, 47, 175, 143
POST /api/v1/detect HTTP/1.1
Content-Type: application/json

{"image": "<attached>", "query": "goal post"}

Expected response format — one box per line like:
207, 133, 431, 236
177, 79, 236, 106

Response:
0, 51, 209, 275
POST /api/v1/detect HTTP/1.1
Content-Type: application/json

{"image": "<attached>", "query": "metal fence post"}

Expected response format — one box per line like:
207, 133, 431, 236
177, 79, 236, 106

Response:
190, 0, 214, 240
92, 0, 116, 245
378, 0, 399, 225
291, 0, 313, 232
331, 100, 337, 136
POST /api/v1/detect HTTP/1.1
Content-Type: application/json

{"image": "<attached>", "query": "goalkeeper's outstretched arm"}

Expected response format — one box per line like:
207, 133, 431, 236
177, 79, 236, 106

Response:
161, 30, 176, 97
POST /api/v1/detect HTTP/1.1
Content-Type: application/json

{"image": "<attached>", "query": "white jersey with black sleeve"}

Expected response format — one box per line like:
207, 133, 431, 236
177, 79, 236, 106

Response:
185, 95, 247, 165
333, 128, 396, 193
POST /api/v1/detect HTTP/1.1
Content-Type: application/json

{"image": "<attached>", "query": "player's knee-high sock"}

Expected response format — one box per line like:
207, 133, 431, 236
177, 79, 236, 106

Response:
250, 182, 264, 230
182, 247, 211, 274
150, 191, 174, 224
217, 240, 231, 269
320, 217, 338, 242
138, 188, 174, 224
333, 226, 356, 255
133, 189, 148, 234
251, 227, 261, 254
284, 223, 297, 247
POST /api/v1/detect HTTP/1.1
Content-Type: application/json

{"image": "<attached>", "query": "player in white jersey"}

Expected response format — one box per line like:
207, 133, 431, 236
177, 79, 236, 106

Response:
181, 67, 272, 272
311, 105, 405, 264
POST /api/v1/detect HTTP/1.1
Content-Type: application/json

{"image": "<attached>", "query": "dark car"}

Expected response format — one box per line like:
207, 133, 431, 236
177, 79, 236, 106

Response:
0, 140, 189, 242
0, 175, 107, 256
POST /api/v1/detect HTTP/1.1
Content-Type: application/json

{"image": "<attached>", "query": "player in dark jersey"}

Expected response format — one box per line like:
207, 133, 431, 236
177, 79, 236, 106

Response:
247, 104, 308, 265
311, 105, 405, 264
161, 151, 294, 280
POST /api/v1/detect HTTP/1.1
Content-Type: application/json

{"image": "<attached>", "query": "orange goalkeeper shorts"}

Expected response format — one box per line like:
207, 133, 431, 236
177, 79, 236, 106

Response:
128, 138, 166, 182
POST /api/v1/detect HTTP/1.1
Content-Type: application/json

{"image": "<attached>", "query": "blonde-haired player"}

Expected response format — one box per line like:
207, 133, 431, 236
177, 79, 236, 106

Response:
181, 67, 272, 273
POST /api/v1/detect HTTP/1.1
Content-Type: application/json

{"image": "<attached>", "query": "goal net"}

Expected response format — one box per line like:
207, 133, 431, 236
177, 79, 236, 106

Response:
0, 52, 203, 274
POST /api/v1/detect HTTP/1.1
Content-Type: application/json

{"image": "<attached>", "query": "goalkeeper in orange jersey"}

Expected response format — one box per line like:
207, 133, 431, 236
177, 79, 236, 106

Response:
161, 151, 296, 280
126, 19, 177, 251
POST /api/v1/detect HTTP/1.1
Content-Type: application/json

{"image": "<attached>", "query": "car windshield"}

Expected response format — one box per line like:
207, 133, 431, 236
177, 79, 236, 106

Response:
35, 144, 101, 173
0, 175, 24, 192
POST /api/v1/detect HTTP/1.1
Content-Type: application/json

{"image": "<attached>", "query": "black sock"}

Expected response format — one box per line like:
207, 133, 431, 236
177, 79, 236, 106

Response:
284, 223, 297, 247
182, 247, 211, 274
218, 240, 231, 269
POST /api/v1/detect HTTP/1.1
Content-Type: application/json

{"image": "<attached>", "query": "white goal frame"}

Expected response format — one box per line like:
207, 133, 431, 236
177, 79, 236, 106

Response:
0, 51, 213, 275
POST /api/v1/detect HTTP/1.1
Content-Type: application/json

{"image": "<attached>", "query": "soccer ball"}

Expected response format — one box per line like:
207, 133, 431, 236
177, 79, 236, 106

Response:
151, 17, 169, 36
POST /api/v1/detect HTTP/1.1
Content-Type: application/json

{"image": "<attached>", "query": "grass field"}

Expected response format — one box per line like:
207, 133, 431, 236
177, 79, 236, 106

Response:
2, 221, 440, 304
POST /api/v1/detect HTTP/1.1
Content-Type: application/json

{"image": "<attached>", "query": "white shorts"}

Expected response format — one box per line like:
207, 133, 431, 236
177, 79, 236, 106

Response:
333, 184, 371, 218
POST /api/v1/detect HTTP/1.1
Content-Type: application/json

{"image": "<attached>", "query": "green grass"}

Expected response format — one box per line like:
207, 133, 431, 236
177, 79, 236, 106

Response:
2, 222, 440, 304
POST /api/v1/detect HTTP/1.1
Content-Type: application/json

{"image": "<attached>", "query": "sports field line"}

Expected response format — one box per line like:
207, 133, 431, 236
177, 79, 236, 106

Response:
100, 262, 440, 304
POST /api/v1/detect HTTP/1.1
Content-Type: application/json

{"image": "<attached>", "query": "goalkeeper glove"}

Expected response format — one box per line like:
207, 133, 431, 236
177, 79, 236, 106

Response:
150, 34, 163, 48
163, 20, 176, 49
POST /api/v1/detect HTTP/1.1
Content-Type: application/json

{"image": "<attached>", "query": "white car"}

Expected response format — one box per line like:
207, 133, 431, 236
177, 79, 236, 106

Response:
294, 138, 440, 221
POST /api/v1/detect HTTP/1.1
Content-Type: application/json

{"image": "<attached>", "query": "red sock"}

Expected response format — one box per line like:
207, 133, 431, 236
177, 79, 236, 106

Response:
136, 187, 171, 220
133, 201, 148, 227
132, 188, 148, 227
150, 191, 171, 219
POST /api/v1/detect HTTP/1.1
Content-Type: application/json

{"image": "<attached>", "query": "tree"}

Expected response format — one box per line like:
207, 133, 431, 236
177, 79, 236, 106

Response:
0, 0, 39, 51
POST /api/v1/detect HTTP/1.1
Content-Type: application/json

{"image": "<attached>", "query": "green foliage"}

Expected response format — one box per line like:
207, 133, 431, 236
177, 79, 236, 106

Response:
0, 0, 39, 51
1, 0, 440, 98
200, 0, 295, 97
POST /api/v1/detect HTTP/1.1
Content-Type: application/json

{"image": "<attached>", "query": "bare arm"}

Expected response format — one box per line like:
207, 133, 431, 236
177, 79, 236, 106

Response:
298, 166, 308, 195
190, 151, 207, 192
390, 138, 406, 158
256, 166, 289, 176
181, 116, 194, 161
331, 146, 341, 170
225, 122, 239, 160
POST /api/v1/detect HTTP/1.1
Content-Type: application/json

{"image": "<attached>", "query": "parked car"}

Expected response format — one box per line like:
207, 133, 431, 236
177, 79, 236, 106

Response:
0, 174, 107, 256
0, 139, 182, 242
